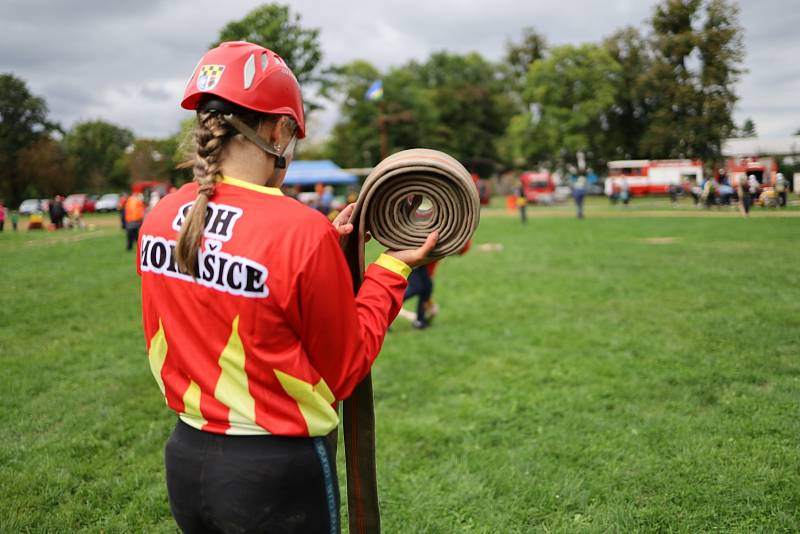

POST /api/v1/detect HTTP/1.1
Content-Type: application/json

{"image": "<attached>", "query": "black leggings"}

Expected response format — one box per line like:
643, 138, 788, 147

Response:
164, 420, 339, 534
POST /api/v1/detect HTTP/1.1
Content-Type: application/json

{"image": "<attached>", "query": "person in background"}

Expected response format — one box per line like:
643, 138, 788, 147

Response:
747, 174, 760, 206
49, 195, 65, 229
605, 178, 617, 204
690, 178, 702, 206
124, 192, 145, 251
717, 171, 733, 207
283, 184, 300, 200
70, 203, 85, 229
11, 210, 19, 231
147, 191, 161, 215
402, 241, 470, 329
738, 174, 754, 217
403, 266, 433, 329
119, 194, 128, 229
702, 177, 717, 209
346, 186, 358, 205
320, 185, 333, 215
0, 201, 6, 232
620, 178, 631, 206
516, 184, 527, 223
668, 183, 679, 205
776, 173, 787, 207
572, 175, 587, 219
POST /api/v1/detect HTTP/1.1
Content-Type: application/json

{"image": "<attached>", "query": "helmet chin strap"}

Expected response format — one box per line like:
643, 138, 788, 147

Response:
223, 114, 296, 186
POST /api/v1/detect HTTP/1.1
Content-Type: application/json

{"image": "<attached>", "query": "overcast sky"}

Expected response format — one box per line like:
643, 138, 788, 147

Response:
1, 0, 797, 143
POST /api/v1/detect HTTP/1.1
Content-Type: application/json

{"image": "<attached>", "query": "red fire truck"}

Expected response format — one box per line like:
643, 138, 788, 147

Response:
607, 160, 704, 196
724, 157, 777, 188
131, 180, 170, 198
520, 171, 556, 204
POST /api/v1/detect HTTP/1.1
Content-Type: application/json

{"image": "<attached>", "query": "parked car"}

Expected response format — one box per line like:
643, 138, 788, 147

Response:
95, 193, 121, 212
84, 195, 98, 213
18, 198, 44, 215
64, 193, 94, 213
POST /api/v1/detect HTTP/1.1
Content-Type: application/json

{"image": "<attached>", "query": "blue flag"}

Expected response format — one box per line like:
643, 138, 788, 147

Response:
365, 79, 383, 101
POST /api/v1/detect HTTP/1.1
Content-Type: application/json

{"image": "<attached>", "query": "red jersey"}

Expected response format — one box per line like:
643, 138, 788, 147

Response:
138, 176, 410, 437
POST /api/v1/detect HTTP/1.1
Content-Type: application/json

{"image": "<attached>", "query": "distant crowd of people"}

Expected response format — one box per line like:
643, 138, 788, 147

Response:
282, 183, 359, 219
692, 171, 789, 216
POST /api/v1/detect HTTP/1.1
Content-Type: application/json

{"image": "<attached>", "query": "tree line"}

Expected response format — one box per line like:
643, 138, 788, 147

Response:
324, 0, 749, 175
0, 1, 761, 206
0, 73, 187, 206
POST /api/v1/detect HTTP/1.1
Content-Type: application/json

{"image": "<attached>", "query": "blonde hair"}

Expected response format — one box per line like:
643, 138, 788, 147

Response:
175, 111, 231, 277
174, 110, 299, 277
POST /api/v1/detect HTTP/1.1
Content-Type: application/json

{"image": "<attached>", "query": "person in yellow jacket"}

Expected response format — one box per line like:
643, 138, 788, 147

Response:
516, 185, 528, 224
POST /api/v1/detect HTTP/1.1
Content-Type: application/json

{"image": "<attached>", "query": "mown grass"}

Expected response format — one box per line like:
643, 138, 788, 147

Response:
1, 207, 798, 533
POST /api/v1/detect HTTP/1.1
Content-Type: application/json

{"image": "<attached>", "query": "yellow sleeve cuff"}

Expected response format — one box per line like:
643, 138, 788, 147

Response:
374, 253, 412, 279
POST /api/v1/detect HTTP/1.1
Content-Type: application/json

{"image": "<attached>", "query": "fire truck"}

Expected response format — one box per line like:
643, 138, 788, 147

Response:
606, 159, 704, 196
724, 157, 777, 187
520, 171, 556, 204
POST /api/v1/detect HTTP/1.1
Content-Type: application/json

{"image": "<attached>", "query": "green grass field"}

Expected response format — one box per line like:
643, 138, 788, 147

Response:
1, 202, 799, 533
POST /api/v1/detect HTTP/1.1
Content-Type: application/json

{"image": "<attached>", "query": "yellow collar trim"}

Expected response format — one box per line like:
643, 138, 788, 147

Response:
221, 175, 283, 196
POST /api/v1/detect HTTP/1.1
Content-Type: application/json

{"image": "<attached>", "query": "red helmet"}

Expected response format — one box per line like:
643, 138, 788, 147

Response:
181, 41, 306, 138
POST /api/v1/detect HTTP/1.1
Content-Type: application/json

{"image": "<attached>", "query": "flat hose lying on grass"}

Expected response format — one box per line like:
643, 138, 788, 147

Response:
339, 149, 481, 534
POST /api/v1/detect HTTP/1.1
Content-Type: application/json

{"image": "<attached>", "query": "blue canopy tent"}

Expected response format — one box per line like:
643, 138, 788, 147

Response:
284, 160, 358, 186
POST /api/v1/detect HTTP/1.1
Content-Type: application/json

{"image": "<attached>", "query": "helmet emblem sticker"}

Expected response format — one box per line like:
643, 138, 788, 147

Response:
197, 64, 225, 91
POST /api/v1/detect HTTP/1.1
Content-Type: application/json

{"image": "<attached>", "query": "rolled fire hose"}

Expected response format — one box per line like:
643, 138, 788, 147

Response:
339, 148, 481, 534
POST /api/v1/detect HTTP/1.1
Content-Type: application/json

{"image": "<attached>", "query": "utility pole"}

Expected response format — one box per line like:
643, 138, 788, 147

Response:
378, 100, 389, 160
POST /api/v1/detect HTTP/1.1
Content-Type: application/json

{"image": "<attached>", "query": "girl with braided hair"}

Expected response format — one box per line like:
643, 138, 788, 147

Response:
138, 42, 437, 534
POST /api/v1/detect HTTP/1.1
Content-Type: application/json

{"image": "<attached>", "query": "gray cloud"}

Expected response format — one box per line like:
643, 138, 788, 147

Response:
0, 0, 797, 140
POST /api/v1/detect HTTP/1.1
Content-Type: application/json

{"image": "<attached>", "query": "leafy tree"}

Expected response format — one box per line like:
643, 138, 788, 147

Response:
294, 139, 330, 161
374, 66, 437, 158
17, 137, 76, 197
411, 52, 515, 175
696, 0, 744, 161
641, 0, 743, 162
63, 120, 134, 192
640, 0, 702, 159
737, 117, 756, 138
120, 139, 177, 186
214, 4, 326, 110
509, 44, 621, 171
500, 111, 551, 169
162, 118, 208, 187
504, 27, 548, 100
327, 53, 513, 175
0, 73, 59, 205
604, 27, 652, 159
325, 60, 383, 168
326, 60, 439, 168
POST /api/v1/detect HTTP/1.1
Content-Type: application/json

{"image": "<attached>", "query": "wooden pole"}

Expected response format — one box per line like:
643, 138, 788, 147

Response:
378, 100, 388, 160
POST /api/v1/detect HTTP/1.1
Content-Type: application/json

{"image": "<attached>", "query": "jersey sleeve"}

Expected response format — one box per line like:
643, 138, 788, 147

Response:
291, 228, 409, 401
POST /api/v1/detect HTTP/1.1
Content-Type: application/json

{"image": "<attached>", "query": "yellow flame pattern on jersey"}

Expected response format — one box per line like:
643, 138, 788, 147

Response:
274, 369, 338, 436
214, 316, 258, 434
181, 379, 207, 428
148, 319, 168, 403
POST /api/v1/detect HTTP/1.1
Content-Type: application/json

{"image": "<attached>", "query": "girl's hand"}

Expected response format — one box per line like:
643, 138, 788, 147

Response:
332, 203, 355, 236
386, 231, 439, 268
334, 202, 437, 264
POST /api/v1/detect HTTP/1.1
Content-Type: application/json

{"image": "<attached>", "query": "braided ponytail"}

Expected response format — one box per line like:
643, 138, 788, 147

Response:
175, 112, 231, 277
